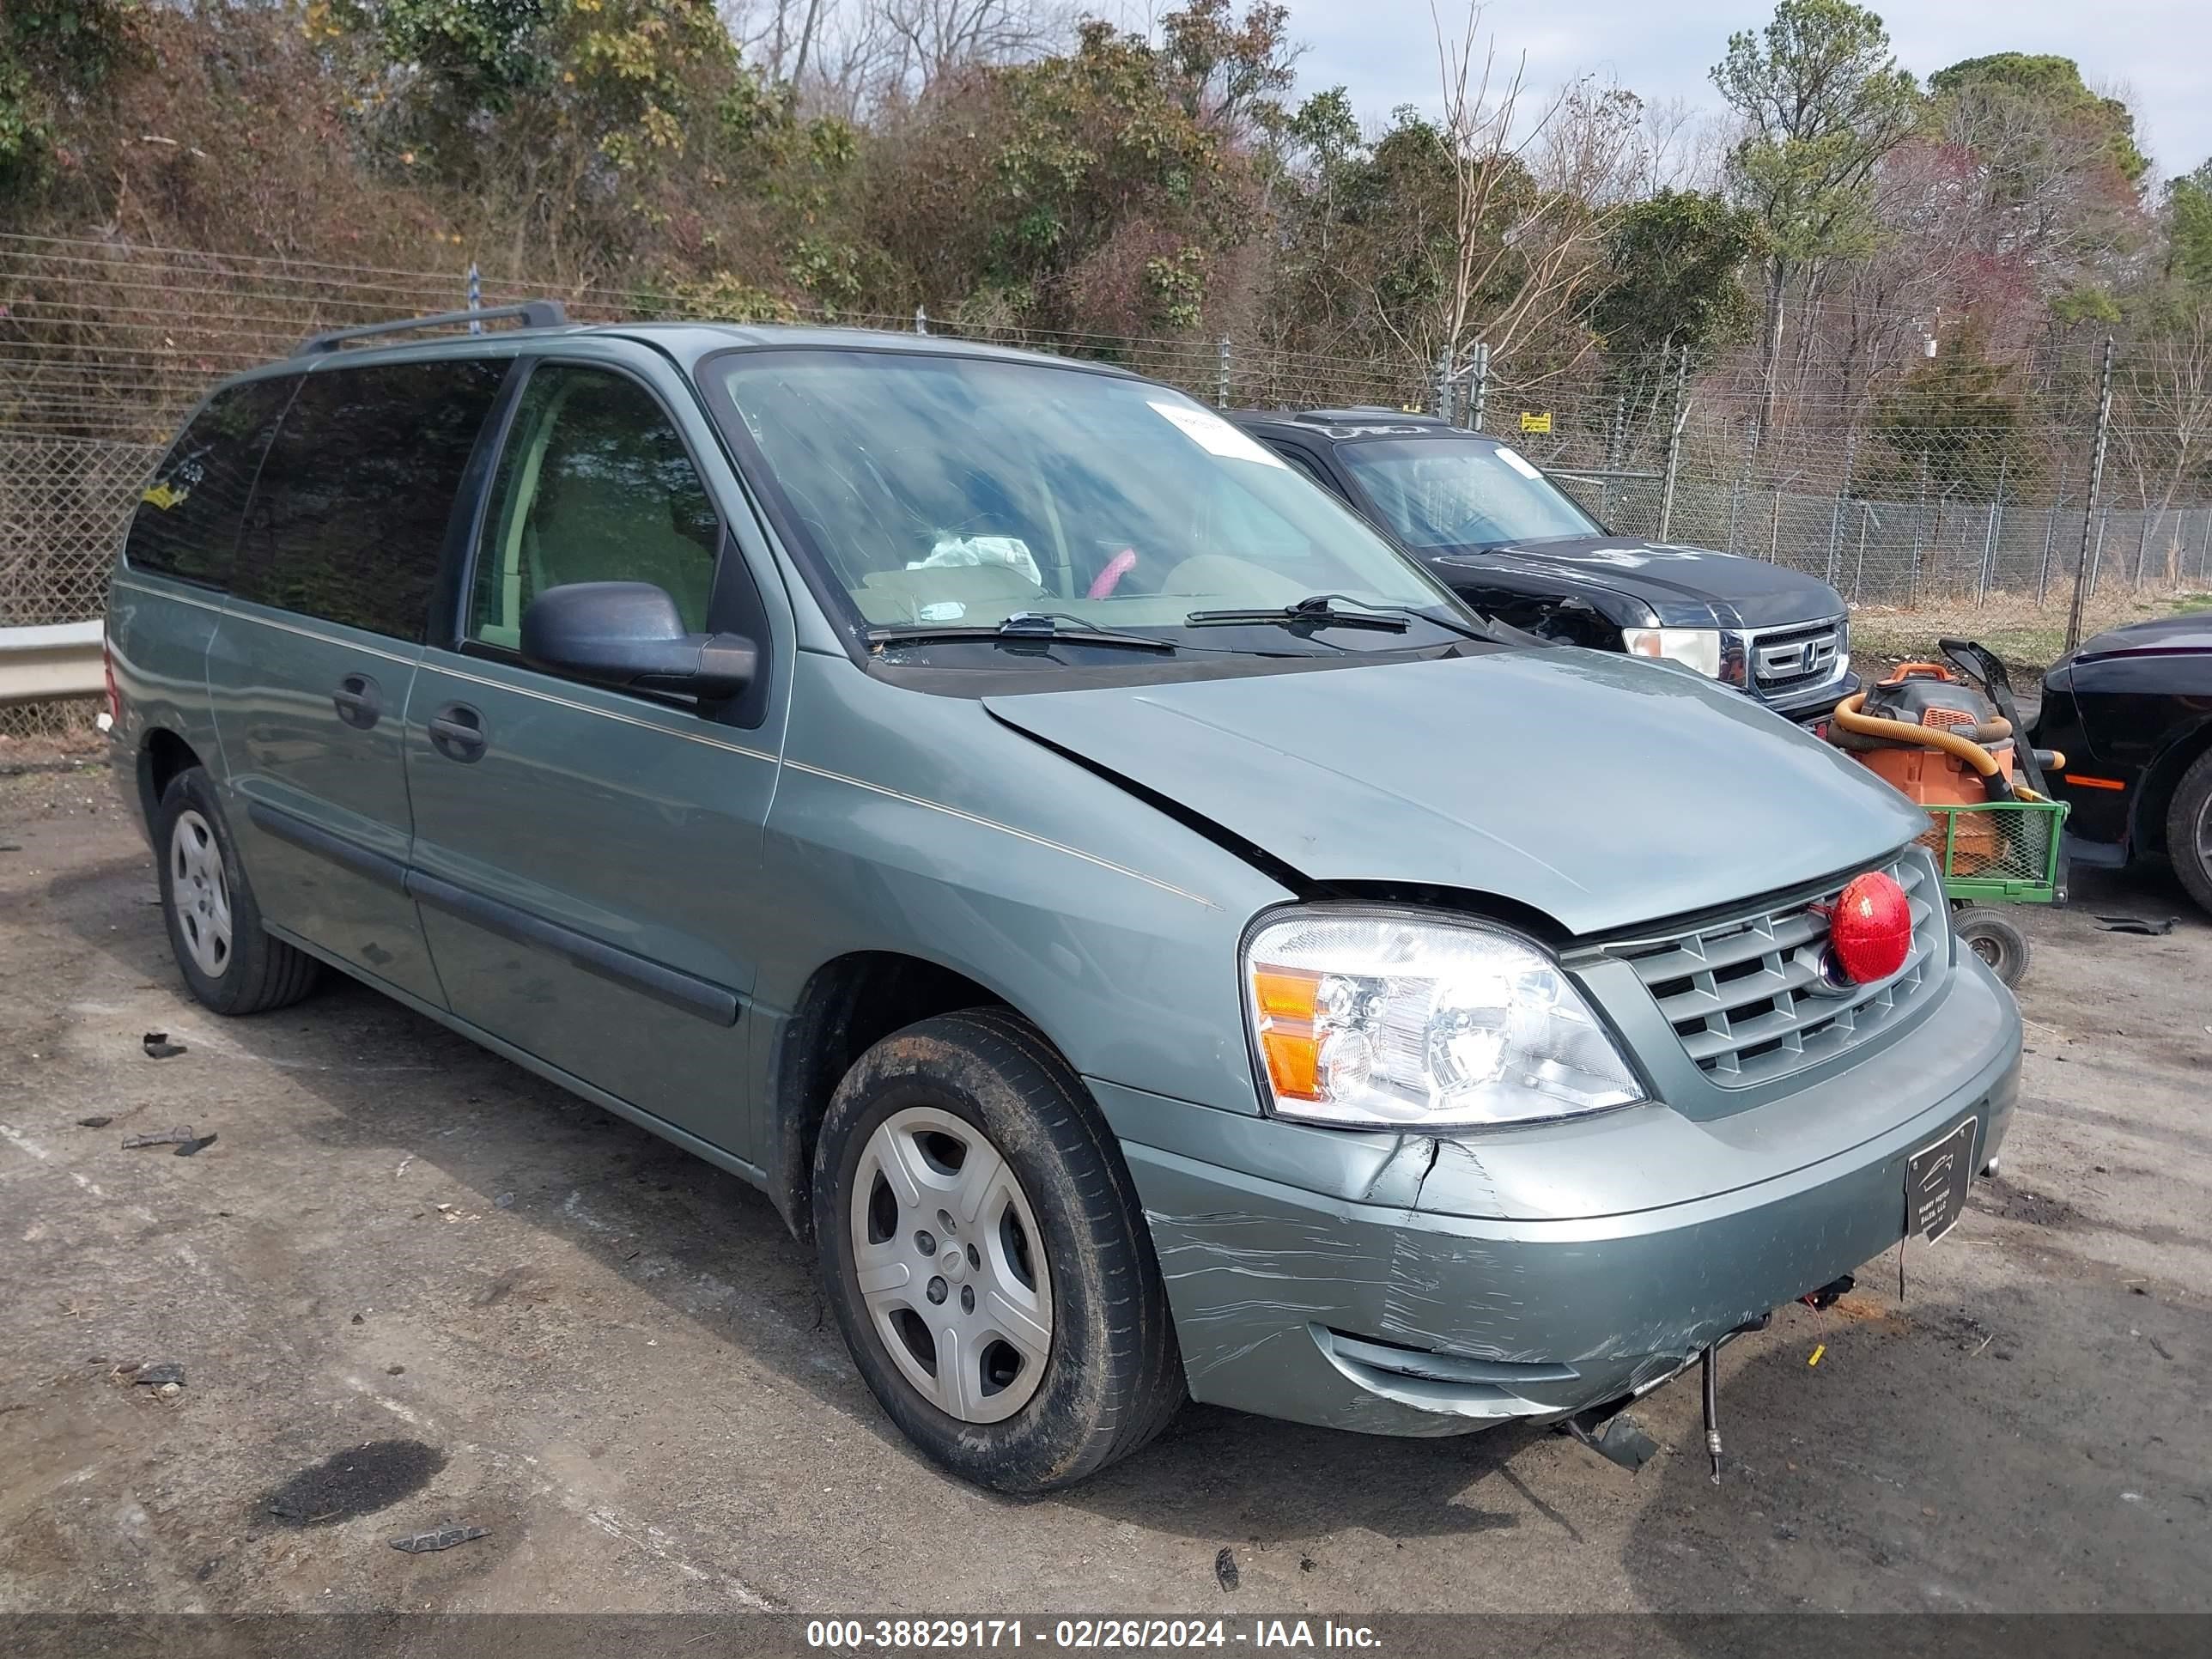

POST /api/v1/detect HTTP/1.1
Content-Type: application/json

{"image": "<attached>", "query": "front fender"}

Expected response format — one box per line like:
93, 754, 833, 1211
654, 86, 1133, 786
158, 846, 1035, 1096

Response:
755, 653, 1291, 1115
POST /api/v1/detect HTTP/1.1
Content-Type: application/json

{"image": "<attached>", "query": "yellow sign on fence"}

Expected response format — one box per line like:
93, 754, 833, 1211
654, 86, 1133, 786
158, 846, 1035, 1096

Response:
1520, 410, 1553, 434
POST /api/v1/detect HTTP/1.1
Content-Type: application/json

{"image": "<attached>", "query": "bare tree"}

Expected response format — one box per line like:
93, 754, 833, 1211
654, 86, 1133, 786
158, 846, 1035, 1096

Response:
876, 0, 1071, 94
2112, 302, 2212, 582
1412, 3, 1638, 387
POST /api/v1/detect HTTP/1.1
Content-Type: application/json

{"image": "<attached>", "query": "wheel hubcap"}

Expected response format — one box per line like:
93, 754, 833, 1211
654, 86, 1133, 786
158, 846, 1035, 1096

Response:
168, 810, 233, 978
849, 1105, 1053, 1424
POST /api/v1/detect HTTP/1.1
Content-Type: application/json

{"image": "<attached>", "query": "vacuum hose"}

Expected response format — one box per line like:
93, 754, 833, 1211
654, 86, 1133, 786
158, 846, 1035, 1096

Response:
1831, 694, 2061, 803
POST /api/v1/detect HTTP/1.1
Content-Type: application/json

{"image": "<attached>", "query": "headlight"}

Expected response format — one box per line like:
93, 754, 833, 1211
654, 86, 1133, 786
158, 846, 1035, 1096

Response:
1622, 626, 1723, 679
1242, 911, 1646, 1129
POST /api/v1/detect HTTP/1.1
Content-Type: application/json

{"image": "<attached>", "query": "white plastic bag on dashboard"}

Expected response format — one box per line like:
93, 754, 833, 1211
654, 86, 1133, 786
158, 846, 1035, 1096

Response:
908, 535, 1042, 586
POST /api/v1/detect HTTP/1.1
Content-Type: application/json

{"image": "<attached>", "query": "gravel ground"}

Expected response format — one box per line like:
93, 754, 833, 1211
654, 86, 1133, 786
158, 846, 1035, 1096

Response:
2, 760, 2207, 1616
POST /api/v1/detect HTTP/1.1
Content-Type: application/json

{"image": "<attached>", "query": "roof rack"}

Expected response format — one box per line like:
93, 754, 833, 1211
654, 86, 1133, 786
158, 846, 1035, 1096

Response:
296, 301, 569, 357
1294, 406, 1449, 426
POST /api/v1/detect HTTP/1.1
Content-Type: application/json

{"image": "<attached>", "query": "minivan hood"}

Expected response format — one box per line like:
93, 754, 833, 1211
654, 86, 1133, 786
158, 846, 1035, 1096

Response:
1429, 535, 1844, 630
985, 647, 1926, 936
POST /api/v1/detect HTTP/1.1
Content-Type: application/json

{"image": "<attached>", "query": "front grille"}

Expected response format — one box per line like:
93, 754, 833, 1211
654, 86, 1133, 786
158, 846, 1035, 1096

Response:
1603, 853, 1943, 1087
1747, 619, 1844, 694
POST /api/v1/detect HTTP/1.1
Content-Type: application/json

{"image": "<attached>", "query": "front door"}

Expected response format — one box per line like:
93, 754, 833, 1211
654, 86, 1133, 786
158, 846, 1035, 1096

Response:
206, 356, 509, 1006
403, 356, 782, 1163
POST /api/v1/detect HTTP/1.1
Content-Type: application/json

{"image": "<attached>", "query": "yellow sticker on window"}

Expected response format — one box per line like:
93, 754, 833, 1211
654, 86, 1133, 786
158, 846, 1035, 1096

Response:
140, 481, 191, 511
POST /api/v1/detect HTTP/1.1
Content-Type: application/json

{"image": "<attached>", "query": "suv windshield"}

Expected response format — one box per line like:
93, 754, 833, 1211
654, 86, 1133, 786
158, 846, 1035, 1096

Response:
1339, 438, 1602, 550
708, 350, 1466, 657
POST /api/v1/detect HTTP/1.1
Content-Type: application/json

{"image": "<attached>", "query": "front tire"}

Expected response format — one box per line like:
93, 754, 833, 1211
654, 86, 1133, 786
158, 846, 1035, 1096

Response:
2165, 748, 2212, 920
813, 1008, 1183, 1492
154, 767, 321, 1015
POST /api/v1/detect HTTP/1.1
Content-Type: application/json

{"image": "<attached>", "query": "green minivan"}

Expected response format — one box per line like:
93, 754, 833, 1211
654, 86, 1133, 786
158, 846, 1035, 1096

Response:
107, 307, 2021, 1492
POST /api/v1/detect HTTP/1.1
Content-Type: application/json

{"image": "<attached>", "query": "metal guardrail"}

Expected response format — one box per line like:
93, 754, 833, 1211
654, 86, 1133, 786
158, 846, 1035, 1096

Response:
0, 621, 104, 707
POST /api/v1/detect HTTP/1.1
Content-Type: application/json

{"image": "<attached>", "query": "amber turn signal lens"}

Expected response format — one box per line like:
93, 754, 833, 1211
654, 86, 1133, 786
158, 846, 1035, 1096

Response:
1260, 1030, 1322, 1099
1252, 968, 1319, 1020
1251, 966, 1323, 1100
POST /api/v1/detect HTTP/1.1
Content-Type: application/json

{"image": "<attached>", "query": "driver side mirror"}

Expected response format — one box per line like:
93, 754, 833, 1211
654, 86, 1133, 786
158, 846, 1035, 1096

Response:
520, 581, 757, 699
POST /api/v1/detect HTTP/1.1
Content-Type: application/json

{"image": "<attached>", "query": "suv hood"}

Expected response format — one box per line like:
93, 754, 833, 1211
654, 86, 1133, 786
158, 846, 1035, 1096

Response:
1429, 535, 1844, 630
985, 647, 1925, 936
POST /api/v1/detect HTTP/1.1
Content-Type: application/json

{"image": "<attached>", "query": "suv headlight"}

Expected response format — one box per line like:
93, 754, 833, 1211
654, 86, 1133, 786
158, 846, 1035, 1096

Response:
1242, 910, 1646, 1129
1622, 626, 1723, 679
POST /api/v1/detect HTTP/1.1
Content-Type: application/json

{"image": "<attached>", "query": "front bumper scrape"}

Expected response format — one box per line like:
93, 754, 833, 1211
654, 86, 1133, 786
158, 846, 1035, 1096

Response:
1099, 956, 2020, 1438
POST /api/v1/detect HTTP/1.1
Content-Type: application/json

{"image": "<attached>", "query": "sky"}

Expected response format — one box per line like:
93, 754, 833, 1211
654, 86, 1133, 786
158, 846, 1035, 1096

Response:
1287, 0, 2212, 181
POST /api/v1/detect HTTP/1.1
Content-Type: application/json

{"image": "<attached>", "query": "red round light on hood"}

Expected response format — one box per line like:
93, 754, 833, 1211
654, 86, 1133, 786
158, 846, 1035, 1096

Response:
1829, 871, 1911, 983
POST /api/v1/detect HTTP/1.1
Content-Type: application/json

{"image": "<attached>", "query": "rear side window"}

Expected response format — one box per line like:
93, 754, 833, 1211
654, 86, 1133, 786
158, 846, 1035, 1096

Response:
232, 359, 506, 640
124, 376, 298, 588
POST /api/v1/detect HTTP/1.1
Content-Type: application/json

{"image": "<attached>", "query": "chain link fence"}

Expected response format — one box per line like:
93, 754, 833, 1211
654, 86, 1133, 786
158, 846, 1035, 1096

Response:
6, 231, 2211, 733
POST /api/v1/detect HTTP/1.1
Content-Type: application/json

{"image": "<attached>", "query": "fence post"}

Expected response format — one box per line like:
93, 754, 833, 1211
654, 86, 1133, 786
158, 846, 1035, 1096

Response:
1826, 428, 1856, 587
1468, 343, 1490, 433
1433, 349, 1452, 421
1978, 457, 2005, 603
1607, 391, 1626, 470
2066, 335, 2115, 654
1768, 488, 1782, 562
1216, 336, 1231, 408
915, 305, 929, 336
1909, 454, 1929, 608
2038, 457, 2068, 605
1657, 344, 1686, 541
2134, 507, 2155, 586
466, 264, 483, 334
1854, 503, 1870, 603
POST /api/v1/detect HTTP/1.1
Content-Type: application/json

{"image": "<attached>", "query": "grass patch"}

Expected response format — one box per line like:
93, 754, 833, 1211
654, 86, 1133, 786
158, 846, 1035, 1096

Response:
1851, 589, 2212, 680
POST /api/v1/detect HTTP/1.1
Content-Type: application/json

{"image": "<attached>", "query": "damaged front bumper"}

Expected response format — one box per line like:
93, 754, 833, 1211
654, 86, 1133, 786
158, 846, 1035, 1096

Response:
1093, 952, 2021, 1438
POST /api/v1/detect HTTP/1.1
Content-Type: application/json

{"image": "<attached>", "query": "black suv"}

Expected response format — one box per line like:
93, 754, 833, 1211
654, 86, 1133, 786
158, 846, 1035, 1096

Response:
1232, 409, 1859, 726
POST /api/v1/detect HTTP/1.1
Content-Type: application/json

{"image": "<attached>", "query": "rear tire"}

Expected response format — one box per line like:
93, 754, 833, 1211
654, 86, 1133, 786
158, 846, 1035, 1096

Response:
154, 767, 321, 1016
1954, 906, 2031, 988
2164, 748, 2212, 920
812, 1008, 1183, 1493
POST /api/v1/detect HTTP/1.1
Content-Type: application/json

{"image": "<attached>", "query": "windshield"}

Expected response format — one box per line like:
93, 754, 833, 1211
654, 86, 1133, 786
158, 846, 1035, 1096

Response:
1340, 438, 1602, 550
708, 350, 1462, 654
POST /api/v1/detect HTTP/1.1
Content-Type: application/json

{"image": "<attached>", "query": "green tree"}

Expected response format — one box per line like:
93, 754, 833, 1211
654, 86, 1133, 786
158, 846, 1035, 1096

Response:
0, 0, 143, 198
1592, 190, 1765, 365
1929, 53, 2147, 187
1711, 0, 1923, 430
1158, 0, 1298, 141
1866, 329, 2038, 496
330, 0, 734, 176
2170, 161, 2212, 295
1923, 52, 2148, 314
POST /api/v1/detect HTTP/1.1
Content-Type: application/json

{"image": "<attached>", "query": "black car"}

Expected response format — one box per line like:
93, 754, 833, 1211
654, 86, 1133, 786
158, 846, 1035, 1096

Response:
1232, 409, 1859, 725
2032, 611, 2212, 915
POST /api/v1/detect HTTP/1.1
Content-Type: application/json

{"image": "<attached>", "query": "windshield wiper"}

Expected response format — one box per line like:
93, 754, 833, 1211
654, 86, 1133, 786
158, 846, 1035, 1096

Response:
1182, 592, 1497, 641
866, 611, 1176, 653
1183, 593, 1408, 632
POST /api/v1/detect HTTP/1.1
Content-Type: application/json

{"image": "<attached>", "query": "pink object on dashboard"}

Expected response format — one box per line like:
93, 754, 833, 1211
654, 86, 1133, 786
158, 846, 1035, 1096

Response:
1087, 548, 1138, 599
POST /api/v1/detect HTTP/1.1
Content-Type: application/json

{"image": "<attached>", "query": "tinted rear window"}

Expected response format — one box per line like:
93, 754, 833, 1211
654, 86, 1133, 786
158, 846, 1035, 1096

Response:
232, 359, 507, 640
124, 376, 299, 588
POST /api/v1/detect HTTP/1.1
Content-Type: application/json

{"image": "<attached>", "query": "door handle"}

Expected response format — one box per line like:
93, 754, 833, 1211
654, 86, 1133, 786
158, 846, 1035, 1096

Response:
332, 672, 382, 730
427, 702, 487, 764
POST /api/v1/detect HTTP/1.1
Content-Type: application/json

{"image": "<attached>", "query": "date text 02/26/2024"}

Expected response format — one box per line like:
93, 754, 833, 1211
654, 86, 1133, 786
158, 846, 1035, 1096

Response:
805, 1620, 1383, 1650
